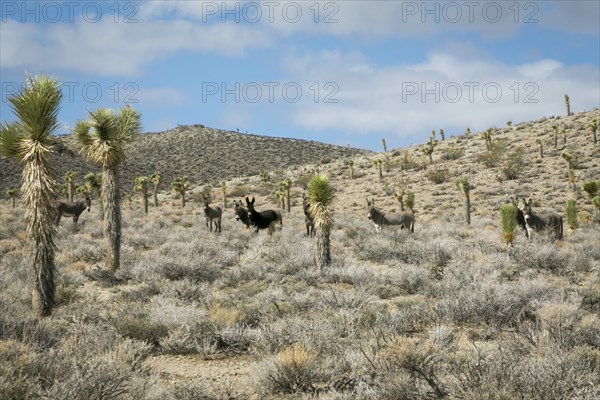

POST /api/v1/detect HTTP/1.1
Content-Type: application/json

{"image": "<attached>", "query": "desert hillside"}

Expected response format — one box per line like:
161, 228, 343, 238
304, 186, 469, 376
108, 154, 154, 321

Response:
0, 124, 369, 195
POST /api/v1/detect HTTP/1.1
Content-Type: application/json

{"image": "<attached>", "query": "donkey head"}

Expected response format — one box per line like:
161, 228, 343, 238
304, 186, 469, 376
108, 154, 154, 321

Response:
202, 194, 210, 209
245, 197, 256, 214
85, 196, 91, 212
521, 198, 534, 222
366, 198, 375, 220
233, 199, 245, 221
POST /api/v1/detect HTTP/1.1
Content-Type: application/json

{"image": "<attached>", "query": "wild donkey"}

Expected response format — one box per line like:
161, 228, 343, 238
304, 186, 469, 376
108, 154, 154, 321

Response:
520, 198, 563, 241
233, 200, 251, 228
510, 197, 529, 239
366, 198, 414, 233
245, 197, 282, 234
302, 193, 315, 236
55, 196, 91, 229
203, 194, 222, 233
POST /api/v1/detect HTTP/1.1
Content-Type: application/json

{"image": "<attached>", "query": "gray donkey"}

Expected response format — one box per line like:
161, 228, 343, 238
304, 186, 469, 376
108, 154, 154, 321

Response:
203, 194, 222, 233
520, 198, 563, 241
366, 198, 414, 233
55, 196, 91, 229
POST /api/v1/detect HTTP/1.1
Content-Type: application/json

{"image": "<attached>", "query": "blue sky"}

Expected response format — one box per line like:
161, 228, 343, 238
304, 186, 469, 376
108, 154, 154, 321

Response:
1, 0, 599, 150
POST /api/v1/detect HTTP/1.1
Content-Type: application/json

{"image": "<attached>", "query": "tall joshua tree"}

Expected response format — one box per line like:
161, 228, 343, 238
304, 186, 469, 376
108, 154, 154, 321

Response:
455, 175, 472, 225
439, 129, 445, 141
589, 118, 598, 145
75, 105, 141, 272
536, 139, 544, 158
347, 159, 354, 179
134, 176, 150, 214
564, 94, 571, 116
282, 177, 292, 212
482, 128, 493, 151
220, 180, 227, 208
172, 176, 190, 207
421, 134, 438, 164
7, 187, 18, 208
381, 138, 387, 152
307, 174, 335, 272
552, 125, 559, 149
64, 170, 75, 202
150, 171, 162, 207
0, 74, 62, 317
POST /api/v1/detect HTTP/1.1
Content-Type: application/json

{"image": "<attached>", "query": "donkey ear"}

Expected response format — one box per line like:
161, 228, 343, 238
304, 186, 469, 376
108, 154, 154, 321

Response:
251, 197, 255, 204
365, 197, 370, 206
527, 198, 533, 206
245, 196, 250, 203
522, 197, 527, 205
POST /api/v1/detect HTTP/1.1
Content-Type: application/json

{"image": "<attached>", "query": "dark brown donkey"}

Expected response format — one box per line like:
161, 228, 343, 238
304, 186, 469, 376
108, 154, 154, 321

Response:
245, 197, 282, 234
55, 196, 91, 229
520, 198, 563, 241
233, 200, 251, 228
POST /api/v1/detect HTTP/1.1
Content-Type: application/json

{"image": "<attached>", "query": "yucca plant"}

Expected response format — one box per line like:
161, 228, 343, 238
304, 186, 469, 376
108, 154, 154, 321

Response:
282, 177, 292, 212
564, 94, 571, 116
276, 184, 286, 210
582, 180, 600, 201
346, 159, 354, 179
421, 135, 438, 164
589, 118, 598, 144
552, 125, 559, 148
439, 128, 445, 141
406, 191, 415, 213
482, 128, 493, 151
219, 180, 227, 208
499, 204, 518, 246
0, 74, 62, 317
172, 176, 190, 207
536, 138, 543, 158
75, 105, 141, 272
381, 138, 387, 152
565, 199, 578, 232
592, 196, 600, 223
150, 171, 161, 207
64, 170, 75, 202
455, 175, 472, 225
134, 176, 150, 214
76, 183, 90, 198
307, 174, 335, 272
374, 159, 383, 179
394, 187, 405, 211
6, 187, 18, 208
568, 169, 576, 190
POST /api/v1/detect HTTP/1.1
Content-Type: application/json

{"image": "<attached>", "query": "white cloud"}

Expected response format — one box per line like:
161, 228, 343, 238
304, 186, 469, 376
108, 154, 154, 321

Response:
286, 51, 600, 142
136, 87, 184, 108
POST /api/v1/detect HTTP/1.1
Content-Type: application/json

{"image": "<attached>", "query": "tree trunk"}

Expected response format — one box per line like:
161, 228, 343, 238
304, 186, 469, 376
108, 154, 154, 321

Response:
285, 189, 290, 212
153, 187, 159, 207
143, 193, 148, 214
11, 197, 15, 208
316, 233, 331, 272
539, 144, 543, 158
103, 166, 121, 272
181, 192, 186, 207
465, 194, 471, 225
68, 183, 73, 203
594, 129, 597, 144
23, 159, 58, 318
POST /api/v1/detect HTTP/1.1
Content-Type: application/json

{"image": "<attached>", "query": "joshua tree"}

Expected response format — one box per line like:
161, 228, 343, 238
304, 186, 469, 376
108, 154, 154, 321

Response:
346, 159, 354, 179
394, 187, 405, 211
374, 159, 384, 179
507, 121, 512, 129
172, 176, 190, 207
7, 187, 18, 208
565, 199, 578, 232
592, 196, 600, 223
134, 176, 150, 214
0, 74, 62, 317
582, 180, 600, 201
276, 185, 286, 209
499, 203, 518, 247
568, 169, 576, 190
561, 150, 574, 170
75, 105, 141, 272
406, 191, 415, 213
536, 139, 543, 158
588, 118, 598, 144
465, 128, 472, 138
421, 136, 438, 164
220, 180, 227, 208
282, 177, 292, 212
562, 126, 567, 145
76, 184, 90, 198
150, 171, 161, 207
307, 174, 335, 272
482, 128, 493, 151
455, 175, 472, 225
85, 172, 103, 220
64, 170, 75, 202
552, 125, 559, 148
381, 138, 387, 152
564, 94, 571, 116
439, 129, 445, 141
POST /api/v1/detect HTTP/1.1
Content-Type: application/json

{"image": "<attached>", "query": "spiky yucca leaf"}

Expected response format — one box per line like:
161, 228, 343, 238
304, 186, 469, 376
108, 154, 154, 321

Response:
500, 204, 518, 246
0, 122, 23, 159
406, 191, 415, 212
307, 174, 335, 234
455, 175, 471, 197
565, 199, 578, 230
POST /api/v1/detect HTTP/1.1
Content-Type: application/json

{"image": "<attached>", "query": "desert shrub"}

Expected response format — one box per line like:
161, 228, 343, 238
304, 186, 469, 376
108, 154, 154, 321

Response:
441, 146, 465, 161
256, 342, 321, 394
110, 315, 170, 346
510, 243, 571, 272
426, 167, 449, 184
